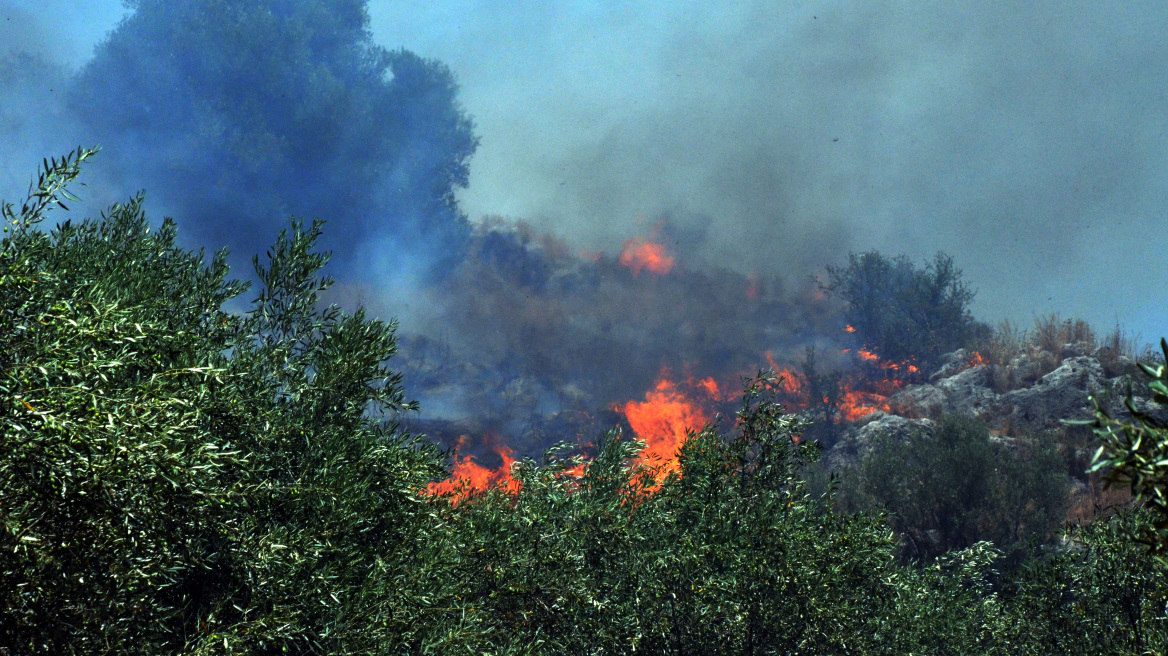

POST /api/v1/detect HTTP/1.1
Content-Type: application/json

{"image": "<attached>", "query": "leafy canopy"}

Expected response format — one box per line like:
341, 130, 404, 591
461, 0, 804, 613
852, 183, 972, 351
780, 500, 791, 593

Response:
821, 251, 989, 371
67, 0, 478, 278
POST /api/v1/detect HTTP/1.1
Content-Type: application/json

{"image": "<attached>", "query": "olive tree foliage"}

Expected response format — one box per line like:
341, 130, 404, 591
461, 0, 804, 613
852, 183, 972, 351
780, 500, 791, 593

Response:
0, 150, 445, 654
1088, 338, 1168, 563
842, 415, 1070, 566
997, 508, 1168, 656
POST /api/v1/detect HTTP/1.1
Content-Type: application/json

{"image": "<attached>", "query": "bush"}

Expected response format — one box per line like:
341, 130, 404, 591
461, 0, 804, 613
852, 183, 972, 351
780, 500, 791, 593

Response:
1089, 338, 1168, 564
0, 150, 445, 654
1000, 508, 1168, 655
821, 251, 989, 371
843, 414, 1070, 566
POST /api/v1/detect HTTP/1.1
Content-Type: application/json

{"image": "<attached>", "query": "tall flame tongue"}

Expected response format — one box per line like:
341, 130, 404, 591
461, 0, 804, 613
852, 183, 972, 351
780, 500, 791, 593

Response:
618, 237, 675, 276
618, 374, 713, 479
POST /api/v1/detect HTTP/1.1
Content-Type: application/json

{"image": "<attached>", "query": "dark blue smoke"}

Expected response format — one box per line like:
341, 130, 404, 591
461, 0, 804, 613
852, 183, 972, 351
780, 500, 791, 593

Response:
61, 0, 478, 281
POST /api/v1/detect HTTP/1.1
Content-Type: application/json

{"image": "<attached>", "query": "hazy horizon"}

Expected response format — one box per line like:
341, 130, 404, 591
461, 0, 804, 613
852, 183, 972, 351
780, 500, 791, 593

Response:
3, 0, 1165, 343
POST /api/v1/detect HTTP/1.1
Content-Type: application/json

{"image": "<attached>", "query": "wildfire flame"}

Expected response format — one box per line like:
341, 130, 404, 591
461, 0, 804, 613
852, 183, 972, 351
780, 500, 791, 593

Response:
838, 390, 892, 422
969, 351, 987, 367
618, 374, 713, 479
428, 345, 929, 501
427, 437, 518, 500
619, 237, 675, 276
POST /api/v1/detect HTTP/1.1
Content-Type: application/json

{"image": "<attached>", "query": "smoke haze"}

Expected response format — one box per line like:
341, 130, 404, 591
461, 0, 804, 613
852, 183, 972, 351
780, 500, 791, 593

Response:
369, 1, 1168, 341
3, 1, 1165, 392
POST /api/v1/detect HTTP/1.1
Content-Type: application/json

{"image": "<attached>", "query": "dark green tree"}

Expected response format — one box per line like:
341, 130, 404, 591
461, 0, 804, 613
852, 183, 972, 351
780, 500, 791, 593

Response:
998, 508, 1168, 655
0, 150, 446, 654
68, 0, 478, 278
821, 251, 989, 371
844, 415, 1070, 566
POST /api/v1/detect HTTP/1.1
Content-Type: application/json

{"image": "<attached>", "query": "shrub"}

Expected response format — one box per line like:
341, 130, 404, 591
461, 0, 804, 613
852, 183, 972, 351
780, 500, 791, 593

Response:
0, 150, 445, 654
1088, 338, 1168, 564
820, 251, 989, 372
843, 414, 1070, 566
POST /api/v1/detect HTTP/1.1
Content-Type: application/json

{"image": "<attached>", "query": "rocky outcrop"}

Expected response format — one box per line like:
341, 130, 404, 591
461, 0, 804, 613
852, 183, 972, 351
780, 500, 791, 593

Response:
823, 412, 934, 471
998, 357, 1108, 432
827, 346, 1166, 471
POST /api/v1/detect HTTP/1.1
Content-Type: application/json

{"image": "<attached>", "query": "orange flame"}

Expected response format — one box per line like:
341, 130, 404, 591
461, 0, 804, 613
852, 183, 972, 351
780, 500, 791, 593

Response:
618, 374, 711, 479
695, 376, 720, 399
969, 351, 987, 367
856, 349, 880, 363
764, 351, 807, 402
839, 390, 891, 421
428, 437, 518, 501
619, 237, 675, 276
844, 324, 856, 333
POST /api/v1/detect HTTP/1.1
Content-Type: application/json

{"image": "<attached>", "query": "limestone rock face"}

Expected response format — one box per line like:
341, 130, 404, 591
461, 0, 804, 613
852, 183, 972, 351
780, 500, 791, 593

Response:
998, 357, 1108, 432
825, 346, 1165, 470
888, 384, 945, 419
935, 365, 998, 419
824, 412, 934, 471
929, 349, 974, 383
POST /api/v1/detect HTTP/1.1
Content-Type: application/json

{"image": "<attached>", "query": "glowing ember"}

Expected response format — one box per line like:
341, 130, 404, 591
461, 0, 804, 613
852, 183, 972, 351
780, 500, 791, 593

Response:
427, 437, 518, 500
618, 374, 712, 479
969, 351, 987, 367
619, 237, 675, 276
746, 274, 761, 301
844, 325, 856, 333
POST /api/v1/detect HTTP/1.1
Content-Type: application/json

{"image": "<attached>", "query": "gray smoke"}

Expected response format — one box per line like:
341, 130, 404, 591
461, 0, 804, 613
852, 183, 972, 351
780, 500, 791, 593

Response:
372, 1, 1167, 341
4, 0, 1165, 340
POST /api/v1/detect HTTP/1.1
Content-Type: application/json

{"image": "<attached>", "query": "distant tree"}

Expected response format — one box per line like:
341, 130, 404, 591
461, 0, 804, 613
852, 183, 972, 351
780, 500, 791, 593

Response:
800, 344, 842, 444
821, 251, 989, 371
68, 0, 478, 278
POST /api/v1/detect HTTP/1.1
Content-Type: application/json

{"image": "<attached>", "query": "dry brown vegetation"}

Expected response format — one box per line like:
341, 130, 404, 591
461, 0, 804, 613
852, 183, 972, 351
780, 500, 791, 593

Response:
974, 314, 1149, 392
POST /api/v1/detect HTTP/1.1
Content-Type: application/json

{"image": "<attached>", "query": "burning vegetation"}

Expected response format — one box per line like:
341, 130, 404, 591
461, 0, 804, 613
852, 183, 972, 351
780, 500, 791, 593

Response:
408, 222, 986, 498
6, 151, 1165, 653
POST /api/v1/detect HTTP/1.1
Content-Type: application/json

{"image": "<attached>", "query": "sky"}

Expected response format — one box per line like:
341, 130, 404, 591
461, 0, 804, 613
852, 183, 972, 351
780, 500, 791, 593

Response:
2, 0, 1166, 343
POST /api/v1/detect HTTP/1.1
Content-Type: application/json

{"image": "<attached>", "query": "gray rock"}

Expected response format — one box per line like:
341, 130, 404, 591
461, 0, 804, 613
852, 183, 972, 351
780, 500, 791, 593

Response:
999, 357, 1108, 432
888, 383, 946, 419
929, 348, 973, 383
825, 412, 934, 471
935, 364, 999, 419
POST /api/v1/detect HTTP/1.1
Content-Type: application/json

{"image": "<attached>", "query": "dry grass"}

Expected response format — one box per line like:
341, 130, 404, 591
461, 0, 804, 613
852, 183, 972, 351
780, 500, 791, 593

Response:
968, 316, 1157, 392
1064, 478, 1134, 526
1032, 313, 1095, 356
976, 319, 1028, 366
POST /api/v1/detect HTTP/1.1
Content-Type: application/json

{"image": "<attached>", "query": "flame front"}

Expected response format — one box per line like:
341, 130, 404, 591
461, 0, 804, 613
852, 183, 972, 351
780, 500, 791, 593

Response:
619, 237, 675, 276
427, 438, 518, 500
618, 374, 712, 479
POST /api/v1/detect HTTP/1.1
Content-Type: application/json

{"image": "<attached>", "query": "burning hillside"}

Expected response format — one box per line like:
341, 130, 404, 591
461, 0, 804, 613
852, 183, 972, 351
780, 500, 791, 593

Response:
376, 219, 951, 498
